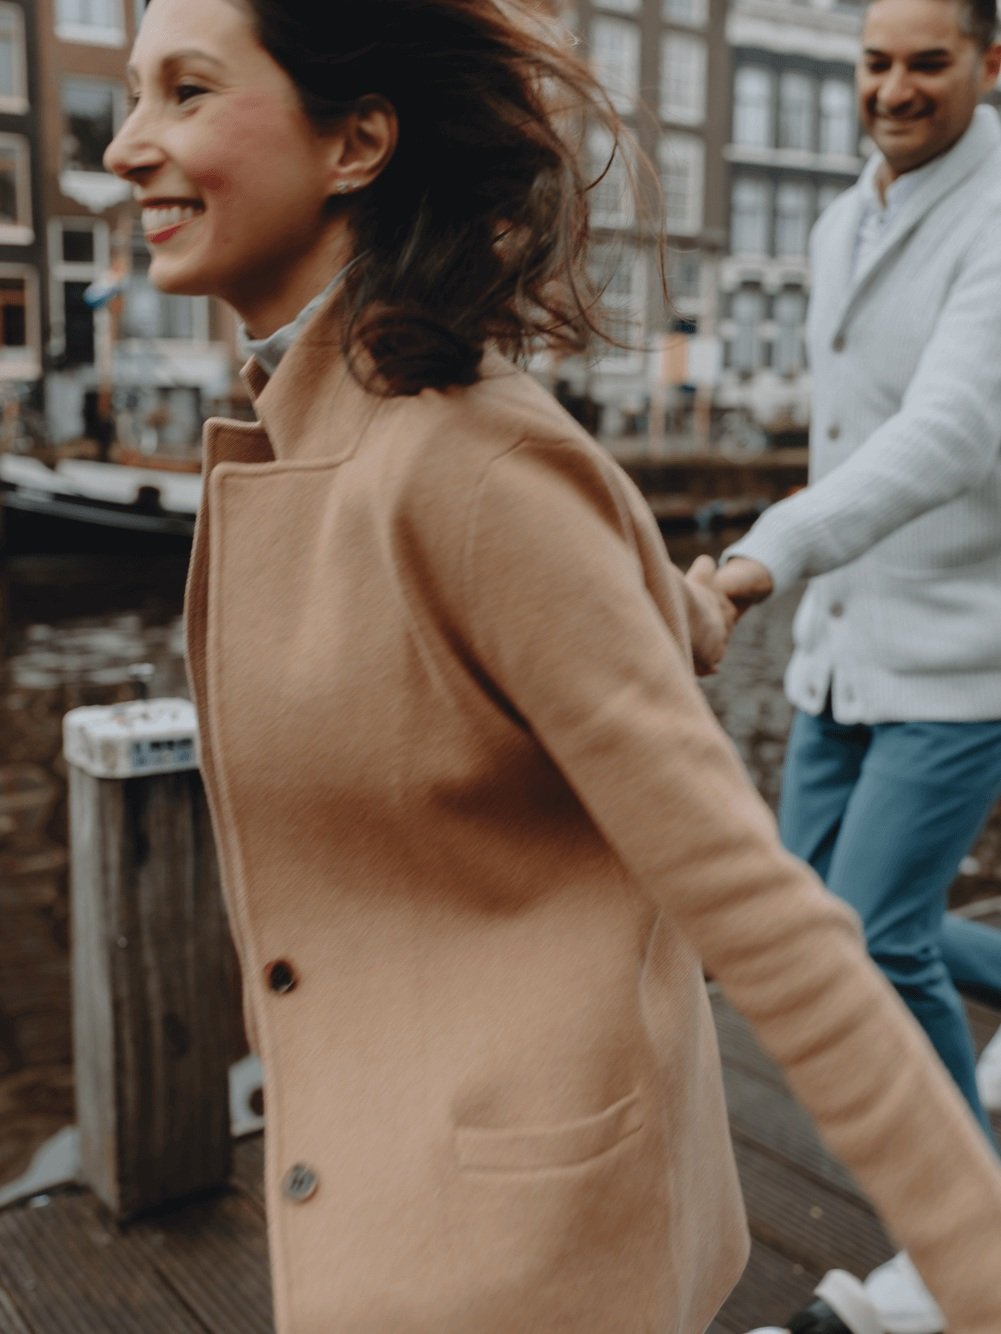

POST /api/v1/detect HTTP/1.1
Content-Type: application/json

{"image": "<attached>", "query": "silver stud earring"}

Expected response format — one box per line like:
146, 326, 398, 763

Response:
335, 181, 355, 194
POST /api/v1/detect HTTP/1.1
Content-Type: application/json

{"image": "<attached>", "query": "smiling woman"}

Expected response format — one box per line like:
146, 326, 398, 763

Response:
98, 3, 1001, 1334
105, 0, 638, 393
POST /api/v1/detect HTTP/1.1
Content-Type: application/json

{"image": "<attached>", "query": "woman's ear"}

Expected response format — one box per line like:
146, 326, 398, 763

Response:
326, 95, 398, 197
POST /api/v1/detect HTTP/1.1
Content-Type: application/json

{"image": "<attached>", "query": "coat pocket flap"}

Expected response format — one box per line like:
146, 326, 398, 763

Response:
455, 1089, 643, 1172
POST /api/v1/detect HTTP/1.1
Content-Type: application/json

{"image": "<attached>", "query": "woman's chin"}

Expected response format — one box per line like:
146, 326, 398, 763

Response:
146, 256, 214, 299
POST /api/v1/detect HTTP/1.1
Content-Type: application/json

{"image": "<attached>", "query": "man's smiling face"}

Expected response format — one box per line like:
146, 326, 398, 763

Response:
857, 0, 1001, 181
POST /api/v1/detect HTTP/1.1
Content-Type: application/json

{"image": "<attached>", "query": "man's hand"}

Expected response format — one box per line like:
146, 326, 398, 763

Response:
713, 556, 774, 619
684, 554, 738, 676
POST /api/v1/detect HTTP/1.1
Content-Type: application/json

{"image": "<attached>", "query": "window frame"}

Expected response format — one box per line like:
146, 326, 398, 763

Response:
61, 75, 127, 174
661, 0, 708, 28
590, 14, 641, 115
730, 288, 766, 375
774, 180, 813, 259
731, 175, 771, 257
778, 71, 817, 153
55, 0, 125, 48
0, 263, 41, 378
819, 78, 857, 157
47, 218, 110, 365
733, 65, 775, 150
591, 241, 646, 375
0, 133, 33, 243
0, 4, 27, 112
660, 31, 707, 126
660, 132, 705, 236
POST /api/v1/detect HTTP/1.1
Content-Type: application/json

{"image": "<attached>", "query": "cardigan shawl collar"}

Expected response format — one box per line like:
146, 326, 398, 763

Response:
829, 105, 1001, 338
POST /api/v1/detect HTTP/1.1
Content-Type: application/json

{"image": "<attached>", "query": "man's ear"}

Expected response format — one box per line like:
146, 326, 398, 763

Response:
326, 95, 398, 197
981, 41, 1001, 93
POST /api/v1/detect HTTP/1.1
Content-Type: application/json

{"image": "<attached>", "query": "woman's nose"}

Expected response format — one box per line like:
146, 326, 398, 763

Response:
103, 110, 163, 180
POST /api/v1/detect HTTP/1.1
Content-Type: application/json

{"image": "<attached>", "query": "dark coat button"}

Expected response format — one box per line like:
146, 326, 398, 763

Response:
830, 602, 845, 618
265, 960, 297, 994
827, 423, 841, 440
832, 334, 846, 352
282, 1163, 318, 1203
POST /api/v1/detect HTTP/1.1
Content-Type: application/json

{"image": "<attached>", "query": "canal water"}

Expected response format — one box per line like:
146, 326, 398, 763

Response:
2, 540, 999, 1191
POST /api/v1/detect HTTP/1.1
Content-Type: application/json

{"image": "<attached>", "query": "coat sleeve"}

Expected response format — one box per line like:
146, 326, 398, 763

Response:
725, 217, 1001, 593
459, 437, 1001, 1334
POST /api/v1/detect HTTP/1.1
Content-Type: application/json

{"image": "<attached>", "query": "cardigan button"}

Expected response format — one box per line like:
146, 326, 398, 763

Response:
282, 1163, 319, 1203
832, 334, 846, 352
265, 959, 297, 994
827, 423, 841, 441
829, 602, 844, 618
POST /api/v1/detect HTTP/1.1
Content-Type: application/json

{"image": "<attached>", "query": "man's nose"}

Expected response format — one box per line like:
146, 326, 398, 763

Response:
877, 65, 916, 110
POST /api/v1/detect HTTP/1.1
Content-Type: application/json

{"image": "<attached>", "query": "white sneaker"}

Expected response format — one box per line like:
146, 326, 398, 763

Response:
863, 1252, 945, 1334
744, 1269, 882, 1334
975, 1022, 1001, 1112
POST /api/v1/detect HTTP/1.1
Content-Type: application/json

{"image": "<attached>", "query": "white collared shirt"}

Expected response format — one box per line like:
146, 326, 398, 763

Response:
851, 158, 930, 276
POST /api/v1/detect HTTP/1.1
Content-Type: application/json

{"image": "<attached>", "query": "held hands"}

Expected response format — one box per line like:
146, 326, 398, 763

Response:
712, 557, 774, 620
684, 555, 738, 677
682, 555, 774, 677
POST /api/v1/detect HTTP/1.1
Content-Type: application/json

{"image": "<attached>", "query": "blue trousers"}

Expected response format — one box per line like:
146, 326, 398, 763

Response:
780, 707, 1001, 1143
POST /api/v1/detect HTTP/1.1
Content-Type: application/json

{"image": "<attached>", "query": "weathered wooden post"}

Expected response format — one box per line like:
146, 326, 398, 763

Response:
64, 698, 234, 1219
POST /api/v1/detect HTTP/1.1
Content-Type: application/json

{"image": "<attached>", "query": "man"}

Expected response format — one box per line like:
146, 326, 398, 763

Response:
721, 0, 1001, 1329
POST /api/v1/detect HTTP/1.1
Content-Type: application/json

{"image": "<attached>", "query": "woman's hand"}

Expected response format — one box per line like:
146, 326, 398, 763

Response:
684, 555, 738, 677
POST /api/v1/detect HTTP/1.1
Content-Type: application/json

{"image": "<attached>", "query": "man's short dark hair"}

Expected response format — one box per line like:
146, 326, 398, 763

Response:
961, 0, 1000, 48
868, 0, 999, 48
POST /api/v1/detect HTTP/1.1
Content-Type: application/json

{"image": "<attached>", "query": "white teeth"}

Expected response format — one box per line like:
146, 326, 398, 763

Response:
141, 203, 203, 233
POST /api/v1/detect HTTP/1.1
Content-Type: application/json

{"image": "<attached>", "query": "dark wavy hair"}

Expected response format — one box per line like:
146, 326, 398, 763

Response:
231, 0, 659, 395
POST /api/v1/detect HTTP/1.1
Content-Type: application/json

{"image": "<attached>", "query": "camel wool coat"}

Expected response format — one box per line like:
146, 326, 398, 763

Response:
186, 298, 1001, 1334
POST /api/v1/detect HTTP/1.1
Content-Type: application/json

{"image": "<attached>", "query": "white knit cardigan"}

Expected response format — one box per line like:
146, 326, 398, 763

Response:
727, 106, 1001, 723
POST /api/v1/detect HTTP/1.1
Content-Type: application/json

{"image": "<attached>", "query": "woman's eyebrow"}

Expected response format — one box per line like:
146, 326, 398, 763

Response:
127, 48, 228, 80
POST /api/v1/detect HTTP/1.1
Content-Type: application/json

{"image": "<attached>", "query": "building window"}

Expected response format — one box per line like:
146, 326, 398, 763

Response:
0, 135, 30, 234
731, 176, 770, 255
0, 6, 26, 109
592, 242, 645, 368
0, 268, 39, 372
733, 66, 774, 149
667, 247, 701, 310
589, 127, 633, 228
660, 133, 704, 235
48, 219, 109, 366
819, 80, 856, 156
590, 16, 640, 114
62, 78, 123, 171
775, 181, 812, 258
56, 0, 124, 43
660, 33, 706, 124
773, 291, 806, 375
778, 72, 815, 152
731, 290, 765, 373
662, 0, 707, 27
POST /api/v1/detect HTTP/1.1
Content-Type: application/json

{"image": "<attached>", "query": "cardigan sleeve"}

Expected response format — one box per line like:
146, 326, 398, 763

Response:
461, 437, 1001, 1334
725, 216, 1001, 593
